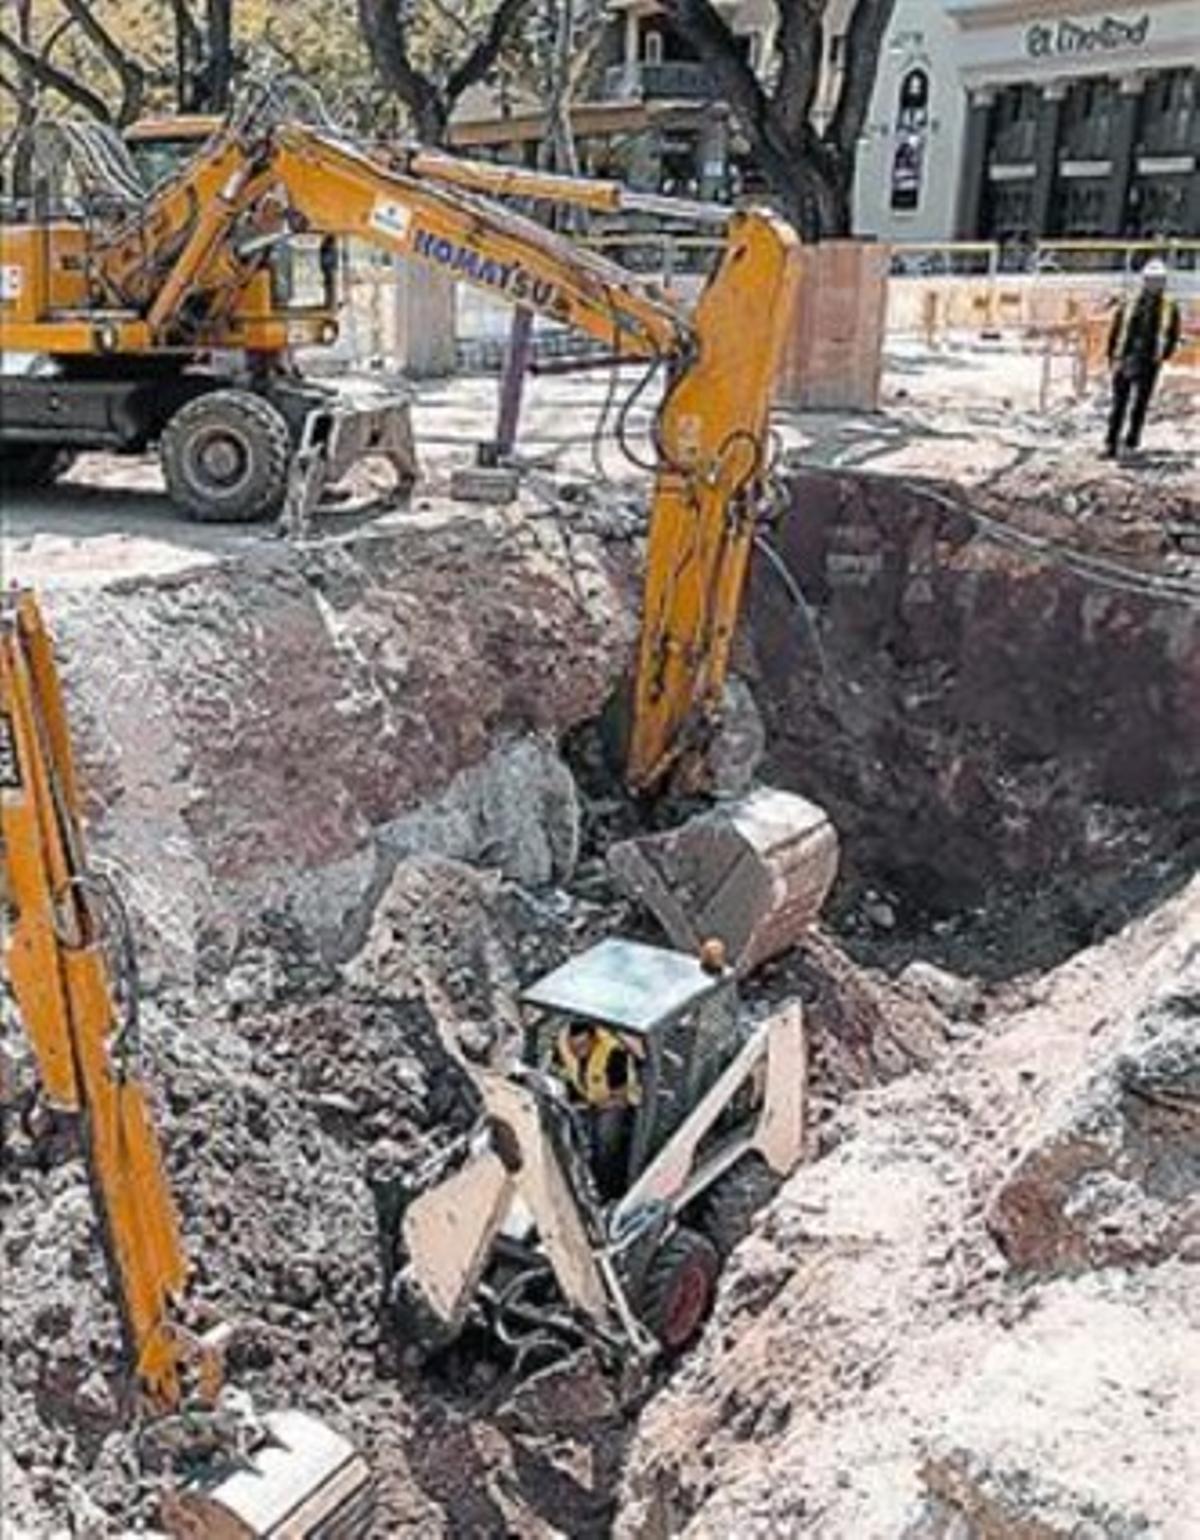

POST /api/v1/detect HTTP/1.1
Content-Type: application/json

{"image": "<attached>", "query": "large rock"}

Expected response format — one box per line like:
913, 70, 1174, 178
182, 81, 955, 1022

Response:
40, 507, 629, 983
987, 967, 1200, 1275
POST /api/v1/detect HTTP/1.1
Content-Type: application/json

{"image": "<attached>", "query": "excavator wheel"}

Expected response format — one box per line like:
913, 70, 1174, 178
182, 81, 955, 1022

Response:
161, 389, 291, 523
699, 1156, 777, 1259
635, 1226, 719, 1353
0, 445, 75, 490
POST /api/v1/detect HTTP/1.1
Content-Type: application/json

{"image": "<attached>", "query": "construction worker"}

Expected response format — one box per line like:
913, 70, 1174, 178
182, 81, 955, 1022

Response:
1103, 258, 1181, 459
556, 1021, 643, 1200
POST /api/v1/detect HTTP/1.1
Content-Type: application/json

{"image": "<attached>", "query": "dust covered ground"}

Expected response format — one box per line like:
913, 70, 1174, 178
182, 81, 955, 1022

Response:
1, 342, 1198, 1537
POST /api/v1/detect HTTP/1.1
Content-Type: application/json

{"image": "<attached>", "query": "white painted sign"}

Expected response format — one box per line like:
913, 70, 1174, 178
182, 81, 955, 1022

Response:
1, 265, 23, 302
369, 199, 412, 243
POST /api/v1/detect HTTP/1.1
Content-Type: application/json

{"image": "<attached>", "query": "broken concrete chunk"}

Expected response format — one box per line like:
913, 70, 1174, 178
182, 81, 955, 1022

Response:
899, 960, 982, 1022
608, 788, 839, 974
449, 465, 520, 504
988, 977, 1200, 1275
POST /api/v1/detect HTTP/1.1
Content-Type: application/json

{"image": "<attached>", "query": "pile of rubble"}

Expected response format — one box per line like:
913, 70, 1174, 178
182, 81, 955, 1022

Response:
4, 456, 1198, 1537
617, 878, 1200, 1538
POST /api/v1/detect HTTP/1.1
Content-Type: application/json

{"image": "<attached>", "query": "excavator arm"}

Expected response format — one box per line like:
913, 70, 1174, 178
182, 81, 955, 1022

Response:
0, 591, 374, 1537
1, 592, 193, 1409
98, 113, 796, 792
10, 92, 796, 792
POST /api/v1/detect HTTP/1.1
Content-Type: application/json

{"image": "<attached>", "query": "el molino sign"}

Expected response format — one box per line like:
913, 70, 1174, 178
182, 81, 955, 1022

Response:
1025, 13, 1151, 58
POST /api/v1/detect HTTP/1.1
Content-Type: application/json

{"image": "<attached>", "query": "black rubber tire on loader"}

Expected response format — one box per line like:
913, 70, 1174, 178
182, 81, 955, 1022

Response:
700, 1156, 778, 1260
635, 1226, 719, 1354
161, 388, 291, 523
0, 445, 75, 490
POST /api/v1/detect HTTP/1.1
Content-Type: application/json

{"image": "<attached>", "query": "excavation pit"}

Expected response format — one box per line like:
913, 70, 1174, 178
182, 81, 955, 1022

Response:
2, 461, 1197, 1536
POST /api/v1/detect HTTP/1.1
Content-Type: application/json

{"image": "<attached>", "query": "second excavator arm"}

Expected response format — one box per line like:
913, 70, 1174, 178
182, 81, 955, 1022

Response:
1, 591, 195, 1410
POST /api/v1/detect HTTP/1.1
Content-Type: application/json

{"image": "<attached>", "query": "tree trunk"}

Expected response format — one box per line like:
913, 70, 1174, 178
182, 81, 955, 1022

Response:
205, 0, 234, 112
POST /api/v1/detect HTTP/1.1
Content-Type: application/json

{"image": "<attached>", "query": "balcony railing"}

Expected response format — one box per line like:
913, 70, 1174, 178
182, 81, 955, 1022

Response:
602, 62, 712, 101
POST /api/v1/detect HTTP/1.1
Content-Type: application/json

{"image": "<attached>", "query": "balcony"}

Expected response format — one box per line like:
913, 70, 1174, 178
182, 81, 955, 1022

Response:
602, 62, 712, 101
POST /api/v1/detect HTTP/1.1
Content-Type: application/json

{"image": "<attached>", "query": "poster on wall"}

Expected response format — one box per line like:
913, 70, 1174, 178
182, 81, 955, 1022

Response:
891, 67, 930, 212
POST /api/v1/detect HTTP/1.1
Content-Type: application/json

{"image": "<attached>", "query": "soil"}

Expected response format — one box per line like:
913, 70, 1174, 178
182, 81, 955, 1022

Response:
2, 390, 1197, 1536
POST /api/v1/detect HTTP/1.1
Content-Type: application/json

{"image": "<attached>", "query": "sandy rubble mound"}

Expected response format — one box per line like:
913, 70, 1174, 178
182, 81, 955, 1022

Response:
1, 814, 953, 1538
616, 876, 1200, 1539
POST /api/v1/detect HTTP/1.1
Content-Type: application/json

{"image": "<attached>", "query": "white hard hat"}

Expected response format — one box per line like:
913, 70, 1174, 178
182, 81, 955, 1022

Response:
1141, 258, 1168, 278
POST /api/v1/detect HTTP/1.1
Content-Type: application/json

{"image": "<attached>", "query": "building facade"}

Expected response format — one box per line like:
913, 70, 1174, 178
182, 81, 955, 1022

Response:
450, 1, 1200, 245
856, 0, 1200, 242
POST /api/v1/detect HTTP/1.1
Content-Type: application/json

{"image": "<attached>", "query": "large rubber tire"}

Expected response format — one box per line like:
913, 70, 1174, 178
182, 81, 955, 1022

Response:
0, 445, 75, 490
161, 389, 290, 523
635, 1226, 719, 1354
700, 1156, 777, 1260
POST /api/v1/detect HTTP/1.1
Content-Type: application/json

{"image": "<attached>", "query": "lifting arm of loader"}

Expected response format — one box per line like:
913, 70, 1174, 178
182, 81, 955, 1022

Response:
392, 1067, 657, 1361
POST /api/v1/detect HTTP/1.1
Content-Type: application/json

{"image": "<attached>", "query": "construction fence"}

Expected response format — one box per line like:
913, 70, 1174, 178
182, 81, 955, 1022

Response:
334, 236, 1200, 389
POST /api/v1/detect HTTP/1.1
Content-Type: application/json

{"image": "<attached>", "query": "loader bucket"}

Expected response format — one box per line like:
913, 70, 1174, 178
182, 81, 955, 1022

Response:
162, 1410, 373, 1539
608, 787, 838, 975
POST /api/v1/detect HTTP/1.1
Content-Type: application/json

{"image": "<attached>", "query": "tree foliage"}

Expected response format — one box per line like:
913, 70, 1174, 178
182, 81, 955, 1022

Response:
659, 0, 896, 239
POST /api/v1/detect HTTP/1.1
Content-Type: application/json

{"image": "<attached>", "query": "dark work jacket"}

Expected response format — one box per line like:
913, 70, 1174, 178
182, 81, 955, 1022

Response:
1107, 291, 1182, 371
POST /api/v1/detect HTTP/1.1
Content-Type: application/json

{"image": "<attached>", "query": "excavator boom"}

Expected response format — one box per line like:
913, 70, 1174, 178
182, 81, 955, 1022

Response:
1, 592, 190, 1406
0, 592, 372, 1537
3, 88, 822, 968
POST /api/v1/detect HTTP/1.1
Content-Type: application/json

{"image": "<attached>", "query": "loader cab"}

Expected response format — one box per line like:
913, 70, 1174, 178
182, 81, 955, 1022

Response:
520, 938, 744, 1192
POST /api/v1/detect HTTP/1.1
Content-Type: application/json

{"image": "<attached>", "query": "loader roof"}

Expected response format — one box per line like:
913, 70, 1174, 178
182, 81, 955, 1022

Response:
522, 938, 725, 1034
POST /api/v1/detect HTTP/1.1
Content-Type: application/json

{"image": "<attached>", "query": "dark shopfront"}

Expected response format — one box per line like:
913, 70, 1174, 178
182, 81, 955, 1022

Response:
957, 65, 1199, 242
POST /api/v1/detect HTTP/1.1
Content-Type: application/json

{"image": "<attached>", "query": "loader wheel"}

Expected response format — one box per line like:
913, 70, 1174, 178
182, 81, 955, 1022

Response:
0, 445, 75, 489
161, 389, 291, 523
636, 1226, 719, 1353
700, 1156, 777, 1259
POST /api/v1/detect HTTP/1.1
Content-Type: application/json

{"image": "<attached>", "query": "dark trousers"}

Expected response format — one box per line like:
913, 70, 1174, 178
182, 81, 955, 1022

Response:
1106, 363, 1159, 453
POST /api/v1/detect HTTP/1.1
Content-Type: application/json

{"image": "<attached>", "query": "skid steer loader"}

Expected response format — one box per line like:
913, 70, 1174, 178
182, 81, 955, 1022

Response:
385, 933, 818, 1370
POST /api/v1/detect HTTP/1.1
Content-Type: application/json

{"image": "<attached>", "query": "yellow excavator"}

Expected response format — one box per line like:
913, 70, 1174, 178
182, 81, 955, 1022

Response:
1, 89, 840, 1386
2, 81, 786, 798
0, 590, 373, 1537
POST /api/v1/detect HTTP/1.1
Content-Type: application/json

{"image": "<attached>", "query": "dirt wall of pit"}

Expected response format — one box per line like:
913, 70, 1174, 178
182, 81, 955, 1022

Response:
747, 469, 1200, 957
40, 468, 1200, 987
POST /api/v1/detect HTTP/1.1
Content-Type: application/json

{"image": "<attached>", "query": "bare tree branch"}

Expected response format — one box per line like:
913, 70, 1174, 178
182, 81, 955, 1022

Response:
445, 0, 532, 104
0, 24, 113, 121
59, 0, 148, 122
827, 0, 896, 162
357, 0, 447, 140
774, 0, 826, 146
